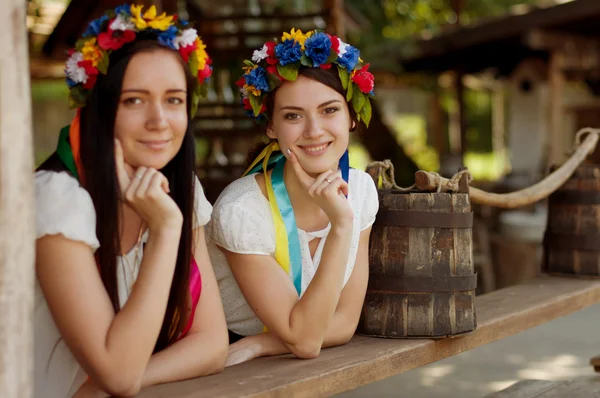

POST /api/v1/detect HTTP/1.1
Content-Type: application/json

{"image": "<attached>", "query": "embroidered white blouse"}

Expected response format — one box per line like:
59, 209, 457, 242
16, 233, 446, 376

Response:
34, 170, 212, 398
207, 168, 379, 336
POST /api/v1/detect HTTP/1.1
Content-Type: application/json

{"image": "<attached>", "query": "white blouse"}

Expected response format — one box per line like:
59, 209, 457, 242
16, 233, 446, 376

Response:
207, 168, 379, 336
34, 170, 212, 398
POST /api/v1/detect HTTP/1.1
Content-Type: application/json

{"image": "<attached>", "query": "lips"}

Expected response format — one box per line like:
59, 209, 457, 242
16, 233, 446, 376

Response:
139, 140, 171, 150
298, 142, 331, 155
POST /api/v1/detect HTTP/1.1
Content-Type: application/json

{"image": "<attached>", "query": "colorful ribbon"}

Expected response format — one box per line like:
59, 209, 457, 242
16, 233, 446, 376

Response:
243, 142, 350, 296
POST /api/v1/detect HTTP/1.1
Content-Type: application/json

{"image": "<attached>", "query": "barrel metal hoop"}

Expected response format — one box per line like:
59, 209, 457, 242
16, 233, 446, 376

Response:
550, 190, 600, 205
367, 273, 477, 293
374, 210, 473, 228
544, 232, 600, 252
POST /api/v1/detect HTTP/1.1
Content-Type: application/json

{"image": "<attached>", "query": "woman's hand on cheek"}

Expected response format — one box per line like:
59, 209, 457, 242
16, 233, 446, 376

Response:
114, 138, 183, 231
287, 149, 353, 227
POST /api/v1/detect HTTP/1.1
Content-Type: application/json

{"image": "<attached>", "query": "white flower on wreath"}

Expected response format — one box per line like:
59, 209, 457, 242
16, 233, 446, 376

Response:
174, 28, 198, 49
337, 38, 348, 57
252, 44, 269, 63
109, 14, 135, 32
240, 87, 249, 98
65, 52, 88, 84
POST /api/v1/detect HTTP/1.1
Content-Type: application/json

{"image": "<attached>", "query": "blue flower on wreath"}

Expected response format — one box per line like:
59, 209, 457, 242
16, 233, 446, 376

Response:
338, 45, 360, 71
275, 40, 302, 66
82, 15, 108, 37
244, 66, 270, 92
304, 32, 331, 67
157, 25, 178, 49
66, 77, 77, 88
114, 4, 132, 16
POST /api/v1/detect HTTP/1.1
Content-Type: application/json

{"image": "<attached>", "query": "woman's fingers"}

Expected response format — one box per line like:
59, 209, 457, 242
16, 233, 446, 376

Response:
133, 168, 157, 199
309, 169, 337, 196
286, 149, 315, 190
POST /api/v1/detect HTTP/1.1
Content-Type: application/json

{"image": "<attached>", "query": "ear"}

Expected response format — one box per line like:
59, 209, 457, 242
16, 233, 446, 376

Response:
266, 122, 277, 139
350, 119, 357, 132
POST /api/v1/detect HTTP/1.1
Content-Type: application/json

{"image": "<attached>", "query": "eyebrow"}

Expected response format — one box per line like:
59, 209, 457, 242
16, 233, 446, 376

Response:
121, 89, 187, 94
279, 99, 342, 111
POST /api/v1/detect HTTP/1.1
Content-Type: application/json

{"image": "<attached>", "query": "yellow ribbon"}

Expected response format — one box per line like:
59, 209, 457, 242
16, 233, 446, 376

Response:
243, 141, 292, 279
243, 142, 295, 334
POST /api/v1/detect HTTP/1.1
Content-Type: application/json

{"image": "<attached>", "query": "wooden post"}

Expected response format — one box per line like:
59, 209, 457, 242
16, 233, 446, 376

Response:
492, 87, 508, 174
548, 51, 565, 169
449, 69, 466, 157
323, 0, 345, 40
429, 86, 448, 156
0, 1, 35, 397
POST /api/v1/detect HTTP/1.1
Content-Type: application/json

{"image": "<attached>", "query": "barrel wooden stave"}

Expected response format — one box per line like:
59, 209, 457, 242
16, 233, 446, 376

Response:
359, 189, 476, 339
545, 164, 600, 276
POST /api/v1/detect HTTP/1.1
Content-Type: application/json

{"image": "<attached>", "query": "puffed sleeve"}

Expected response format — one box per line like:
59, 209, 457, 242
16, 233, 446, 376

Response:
193, 176, 213, 228
35, 171, 100, 251
208, 177, 275, 256
359, 170, 379, 231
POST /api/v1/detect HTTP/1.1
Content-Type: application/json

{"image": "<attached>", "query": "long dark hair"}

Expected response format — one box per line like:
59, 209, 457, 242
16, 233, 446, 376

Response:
246, 66, 360, 167
37, 40, 196, 352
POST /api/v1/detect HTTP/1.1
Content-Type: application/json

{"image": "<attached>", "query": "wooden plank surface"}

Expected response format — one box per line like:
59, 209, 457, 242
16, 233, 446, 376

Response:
487, 379, 600, 398
139, 276, 600, 398
485, 380, 565, 397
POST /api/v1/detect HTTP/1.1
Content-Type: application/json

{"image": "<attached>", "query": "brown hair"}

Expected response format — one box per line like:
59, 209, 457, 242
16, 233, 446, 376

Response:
37, 40, 197, 352
246, 66, 360, 167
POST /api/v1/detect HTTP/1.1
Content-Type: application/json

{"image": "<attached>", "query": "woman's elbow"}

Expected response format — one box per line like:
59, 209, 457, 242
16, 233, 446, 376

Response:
96, 372, 142, 397
289, 340, 322, 359
204, 335, 229, 375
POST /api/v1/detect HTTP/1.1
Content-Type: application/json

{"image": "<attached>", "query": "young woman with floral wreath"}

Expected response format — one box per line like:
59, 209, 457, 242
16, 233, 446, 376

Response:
34, 4, 227, 397
207, 29, 379, 366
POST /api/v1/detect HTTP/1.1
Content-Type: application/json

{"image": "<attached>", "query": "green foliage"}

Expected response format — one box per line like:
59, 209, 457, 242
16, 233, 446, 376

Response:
344, 0, 540, 71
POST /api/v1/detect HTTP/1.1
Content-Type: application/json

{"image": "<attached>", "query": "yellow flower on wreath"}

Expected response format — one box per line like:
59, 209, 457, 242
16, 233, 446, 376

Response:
281, 28, 312, 49
81, 38, 102, 67
130, 4, 173, 31
244, 84, 261, 96
195, 38, 208, 70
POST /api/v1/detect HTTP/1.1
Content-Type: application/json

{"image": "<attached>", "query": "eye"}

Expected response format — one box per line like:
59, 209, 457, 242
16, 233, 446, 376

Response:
167, 97, 185, 105
323, 107, 339, 114
284, 113, 301, 121
123, 97, 143, 105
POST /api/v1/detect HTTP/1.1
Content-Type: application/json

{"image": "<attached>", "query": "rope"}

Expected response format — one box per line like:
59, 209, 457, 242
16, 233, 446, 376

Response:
366, 160, 472, 193
365, 160, 415, 191
417, 169, 472, 193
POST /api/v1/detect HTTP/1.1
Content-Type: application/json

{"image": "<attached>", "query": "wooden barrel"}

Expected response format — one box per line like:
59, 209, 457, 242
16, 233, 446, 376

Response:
544, 164, 600, 277
358, 181, 477, 338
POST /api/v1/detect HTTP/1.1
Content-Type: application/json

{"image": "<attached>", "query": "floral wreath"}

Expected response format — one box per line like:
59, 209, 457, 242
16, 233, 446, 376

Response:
65, 3, 212, 116
236, 28, 375, 126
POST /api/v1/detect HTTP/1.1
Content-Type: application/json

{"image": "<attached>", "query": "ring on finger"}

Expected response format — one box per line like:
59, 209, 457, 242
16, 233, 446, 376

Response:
135, 173, 143, 180
325, 178, 332, 183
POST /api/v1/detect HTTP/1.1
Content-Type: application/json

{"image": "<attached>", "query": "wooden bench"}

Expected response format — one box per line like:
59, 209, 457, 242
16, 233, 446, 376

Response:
139, 276, 600, 397
485, 379, 600, 397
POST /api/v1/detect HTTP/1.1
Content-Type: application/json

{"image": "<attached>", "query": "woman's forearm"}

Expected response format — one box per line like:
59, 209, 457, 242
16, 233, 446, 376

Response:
100, 226, 182, 388
285, 224, 353, 352
232, 311, 356, 362
141, 330, 228, 387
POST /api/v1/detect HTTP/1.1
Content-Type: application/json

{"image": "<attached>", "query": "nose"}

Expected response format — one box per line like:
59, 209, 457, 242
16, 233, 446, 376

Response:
302, 115, 325, 139
145, 101, 169, 131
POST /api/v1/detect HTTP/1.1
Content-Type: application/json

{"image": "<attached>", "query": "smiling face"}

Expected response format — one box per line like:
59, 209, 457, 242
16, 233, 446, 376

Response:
113, 48, 188, 170
267, 74, 352, 176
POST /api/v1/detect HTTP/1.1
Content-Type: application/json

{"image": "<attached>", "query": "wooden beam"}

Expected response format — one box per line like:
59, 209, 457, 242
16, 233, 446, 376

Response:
138, 276, 600, 398
323, 0, 345, 40
0, 1, 35, 397
525, 29, 600, 51
414, 0, 600, 59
